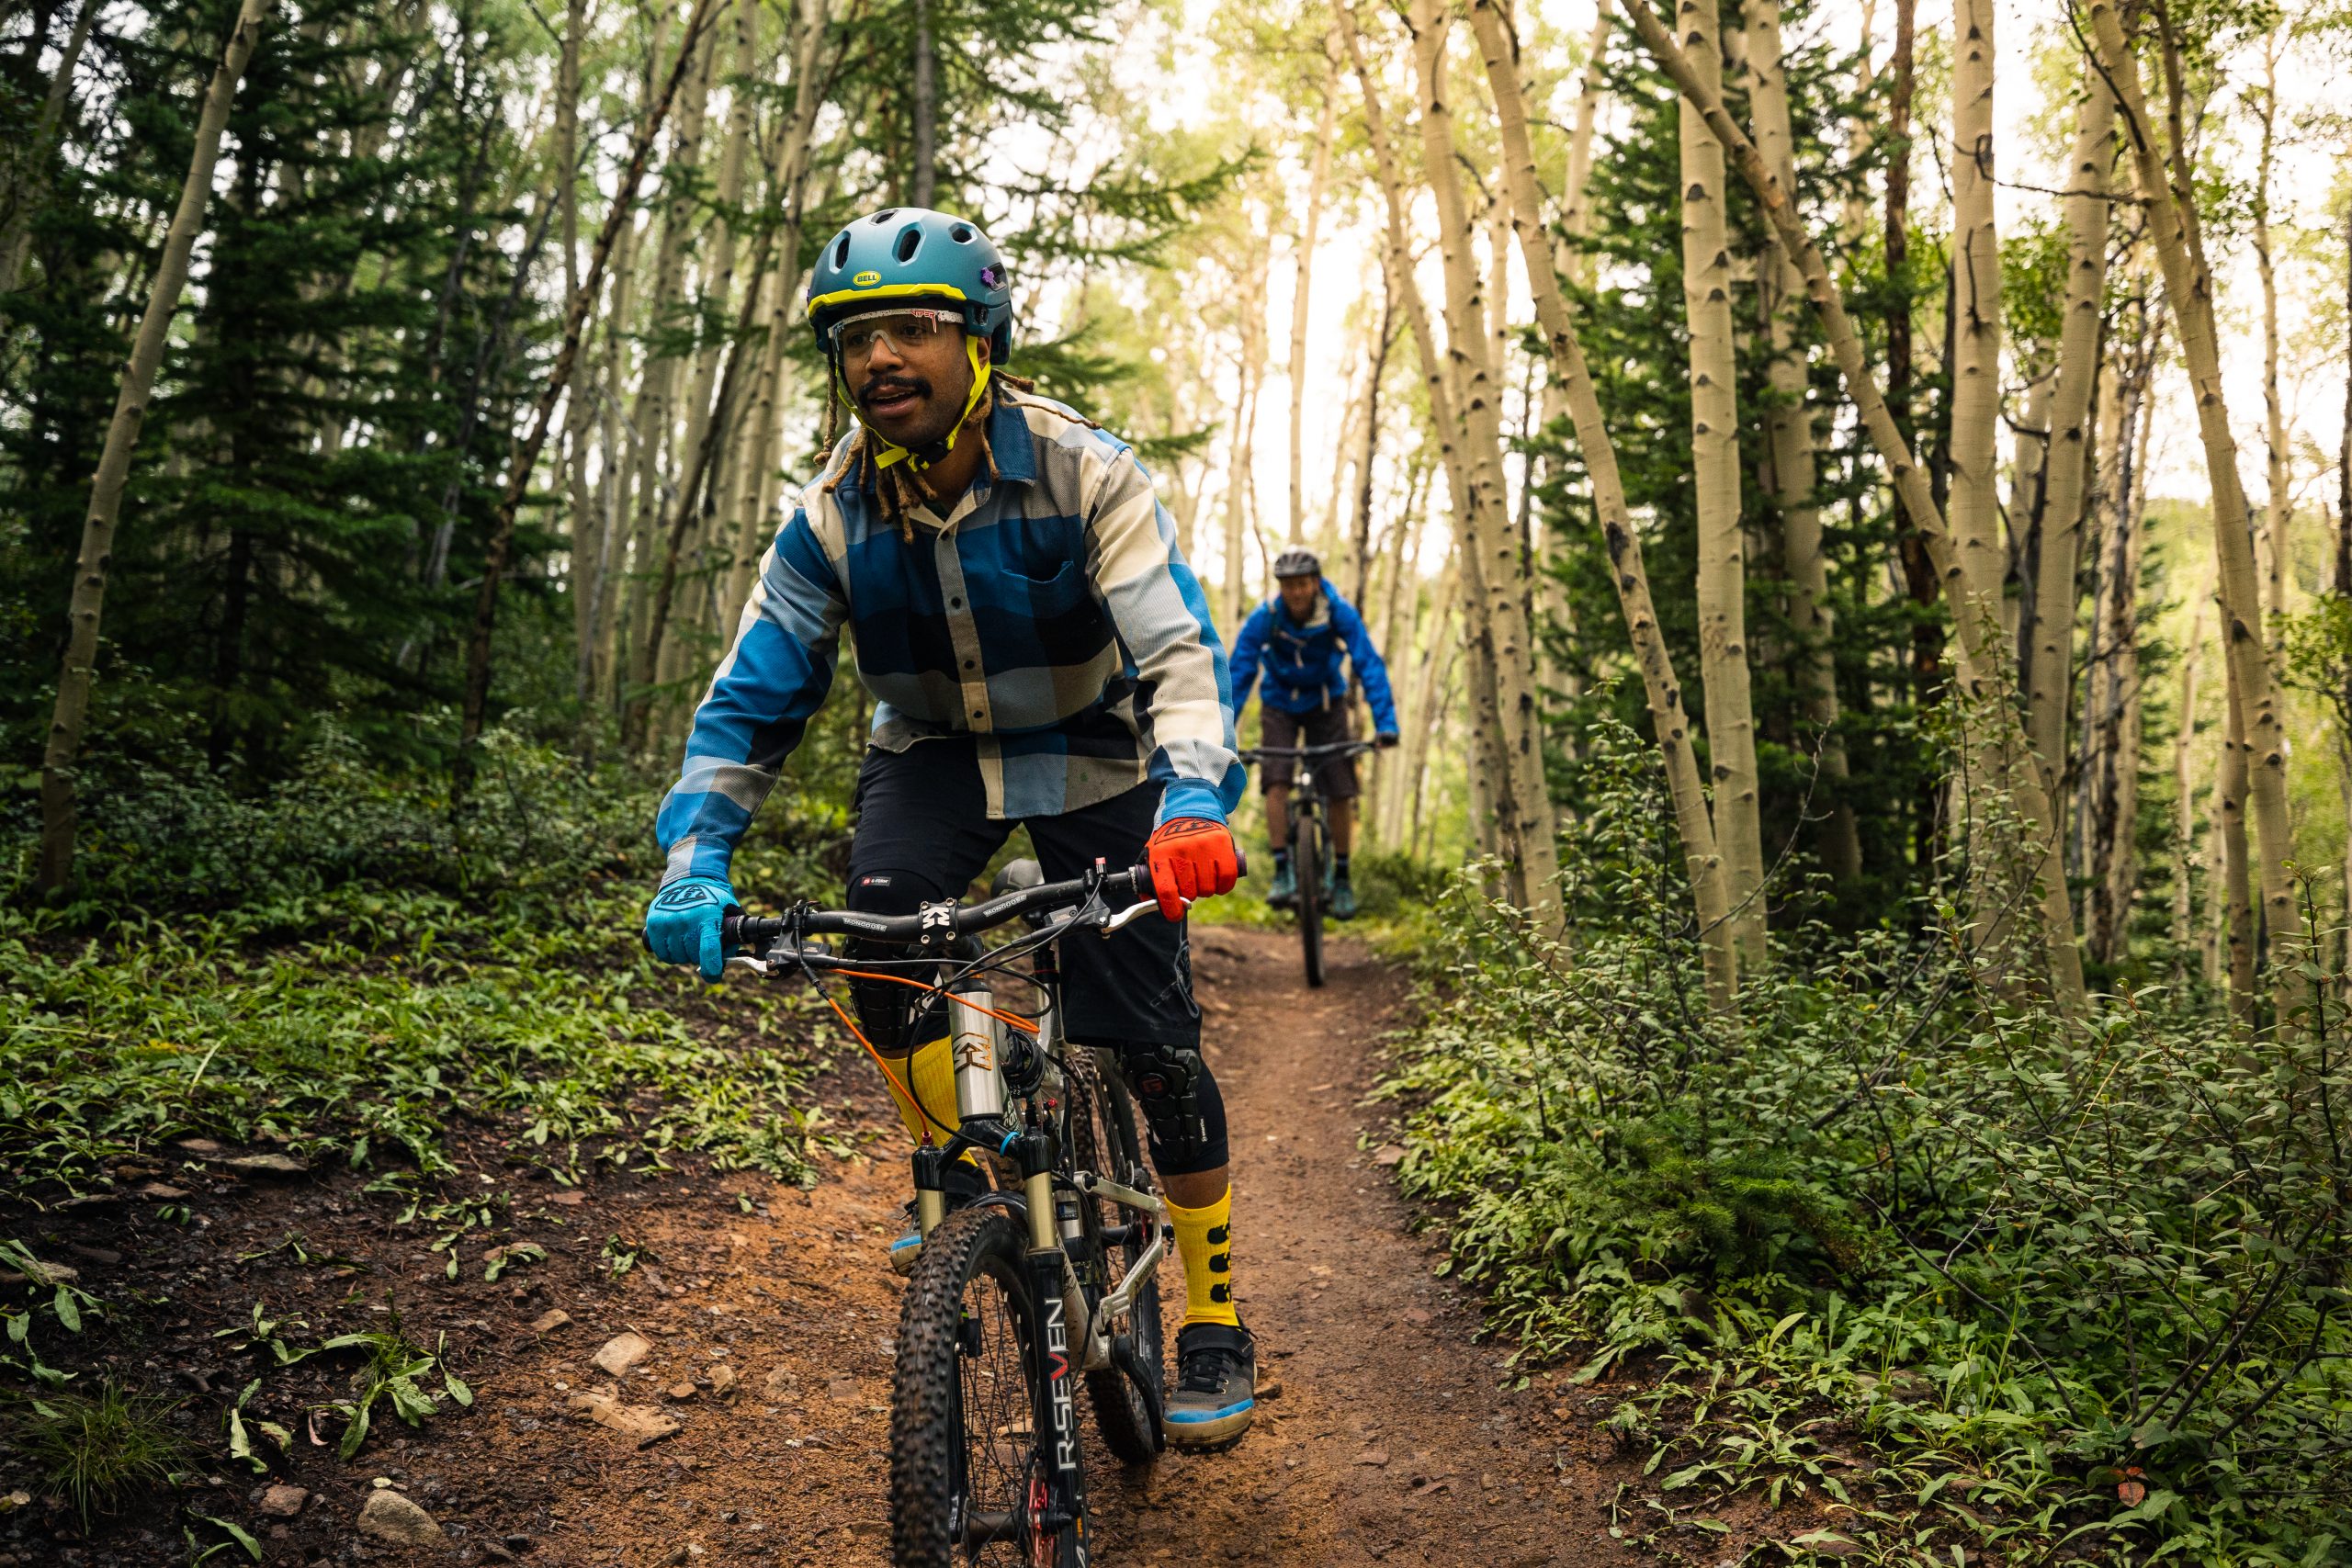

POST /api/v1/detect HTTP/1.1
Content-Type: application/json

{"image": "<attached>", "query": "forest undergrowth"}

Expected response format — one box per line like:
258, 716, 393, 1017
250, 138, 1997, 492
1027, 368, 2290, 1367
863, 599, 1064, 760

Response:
0, 722, 854, 1212
1382, 724, 2352, 1564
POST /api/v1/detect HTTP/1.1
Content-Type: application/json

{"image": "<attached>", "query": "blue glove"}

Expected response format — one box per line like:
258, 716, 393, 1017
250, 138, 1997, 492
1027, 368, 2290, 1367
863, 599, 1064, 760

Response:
644, 875, 740, 981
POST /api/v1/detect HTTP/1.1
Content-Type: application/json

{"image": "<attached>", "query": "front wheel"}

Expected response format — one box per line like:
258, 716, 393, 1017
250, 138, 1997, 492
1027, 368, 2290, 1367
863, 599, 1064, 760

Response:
1295, 815, 1326, 988
891, 1207, 1087, 1568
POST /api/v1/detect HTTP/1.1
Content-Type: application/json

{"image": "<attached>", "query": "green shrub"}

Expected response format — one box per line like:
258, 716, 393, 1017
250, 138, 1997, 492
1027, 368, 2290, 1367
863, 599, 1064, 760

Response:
1384, 720, 2352, 1559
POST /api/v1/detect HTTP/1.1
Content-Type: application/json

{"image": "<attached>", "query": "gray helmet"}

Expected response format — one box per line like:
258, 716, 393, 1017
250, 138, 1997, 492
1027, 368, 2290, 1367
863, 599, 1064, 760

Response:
1272, 547, 1321, 580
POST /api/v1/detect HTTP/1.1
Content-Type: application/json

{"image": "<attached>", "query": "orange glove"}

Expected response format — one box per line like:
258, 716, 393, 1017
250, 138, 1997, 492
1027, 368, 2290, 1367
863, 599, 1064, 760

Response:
1145, 818, 1239, 921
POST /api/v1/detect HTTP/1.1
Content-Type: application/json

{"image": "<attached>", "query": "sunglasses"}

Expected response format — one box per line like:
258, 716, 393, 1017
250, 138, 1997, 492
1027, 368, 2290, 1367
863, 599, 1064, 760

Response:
830, 308, 963, 362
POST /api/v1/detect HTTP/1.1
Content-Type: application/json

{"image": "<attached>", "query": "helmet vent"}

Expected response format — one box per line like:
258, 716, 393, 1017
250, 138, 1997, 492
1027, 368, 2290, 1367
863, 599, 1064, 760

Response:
950, 224, 974, 243
894, 224, 923, 263
870, 209, 898, 225
831, 233, 849, 268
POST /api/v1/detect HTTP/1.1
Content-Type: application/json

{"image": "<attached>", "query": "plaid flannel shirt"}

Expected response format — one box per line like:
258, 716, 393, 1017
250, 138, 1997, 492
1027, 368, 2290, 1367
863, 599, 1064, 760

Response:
656, 392, 1242, 886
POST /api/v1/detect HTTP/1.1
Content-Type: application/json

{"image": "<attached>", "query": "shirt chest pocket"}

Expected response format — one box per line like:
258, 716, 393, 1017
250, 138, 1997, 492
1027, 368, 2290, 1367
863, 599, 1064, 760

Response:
1001, 558, 1092, 621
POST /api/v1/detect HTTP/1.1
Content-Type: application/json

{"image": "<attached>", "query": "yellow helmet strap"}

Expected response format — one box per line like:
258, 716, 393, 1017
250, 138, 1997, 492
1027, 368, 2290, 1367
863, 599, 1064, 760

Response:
834, 337, 994, 476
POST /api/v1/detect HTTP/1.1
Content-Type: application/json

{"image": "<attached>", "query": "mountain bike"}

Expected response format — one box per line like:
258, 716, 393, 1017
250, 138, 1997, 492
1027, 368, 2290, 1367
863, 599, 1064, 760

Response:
723, 857, 1206, 1567
1239, 738, 1375, 988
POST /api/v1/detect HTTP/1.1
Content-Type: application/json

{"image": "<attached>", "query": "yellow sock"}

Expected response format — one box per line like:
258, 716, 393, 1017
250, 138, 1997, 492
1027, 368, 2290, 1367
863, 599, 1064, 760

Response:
881, 1036, 979, 1170
1166, 1188, 1239, 1328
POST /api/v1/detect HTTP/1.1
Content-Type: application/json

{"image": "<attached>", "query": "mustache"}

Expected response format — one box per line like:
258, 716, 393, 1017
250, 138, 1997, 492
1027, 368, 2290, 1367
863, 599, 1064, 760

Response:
859, 375, 930, 408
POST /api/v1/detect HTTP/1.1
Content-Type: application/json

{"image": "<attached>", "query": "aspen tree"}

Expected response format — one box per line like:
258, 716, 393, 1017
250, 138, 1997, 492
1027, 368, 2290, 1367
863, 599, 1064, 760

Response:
721, 0, 831, 620
623, 20, 718, 694
2087, 0, 2295, 1021
0, 0, 100, 298
1670, 0, 1765, 964
1461, 0, 1732, 999
2025, 68, 2114, 804
561, 0, 602, 705
458, 0, 722, 777
1339, 1, 1518, 886
1399, 0, 1561, 919
2173, 592, 2204, 970
2086, 372, 2151, 963
2254, 29, 2288, 650
1626, 0, 2086, 1008
1746, 0, 1858, 884
1560, 1, 1610, 291
37, 0, 276, 891
1219, 233, 1271, 637
1947, 0, 2001, 631
1287, 48, 1343, 544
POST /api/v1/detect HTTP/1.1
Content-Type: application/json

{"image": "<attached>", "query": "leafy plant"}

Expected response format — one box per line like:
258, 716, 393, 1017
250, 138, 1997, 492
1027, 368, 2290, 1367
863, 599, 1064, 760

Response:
1383, 721, 2352, 1558
318, 1309, 472, 1461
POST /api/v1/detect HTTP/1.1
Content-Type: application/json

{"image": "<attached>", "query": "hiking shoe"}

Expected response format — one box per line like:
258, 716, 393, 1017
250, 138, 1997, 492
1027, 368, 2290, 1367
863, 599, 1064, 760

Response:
1329, 881, 1359, 921
1266, 861, 1296, 908
1164, 1322, 1256, 1448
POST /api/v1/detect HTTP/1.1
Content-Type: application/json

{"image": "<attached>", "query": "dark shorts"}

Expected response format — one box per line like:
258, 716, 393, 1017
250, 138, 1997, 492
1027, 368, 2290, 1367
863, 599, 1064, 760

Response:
1259, 705, 1359, 797
843, 739, 1199, 1052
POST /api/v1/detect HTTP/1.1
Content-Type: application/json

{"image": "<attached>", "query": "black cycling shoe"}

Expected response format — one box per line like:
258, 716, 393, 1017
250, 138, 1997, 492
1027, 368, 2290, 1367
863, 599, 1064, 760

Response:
1164, 1321, 1256, 1448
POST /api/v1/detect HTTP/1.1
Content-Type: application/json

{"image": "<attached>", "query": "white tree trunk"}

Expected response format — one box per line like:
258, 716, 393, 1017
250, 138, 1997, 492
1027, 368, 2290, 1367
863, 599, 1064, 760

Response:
37, 0, 276, 890
2089, 0, 2296, 1022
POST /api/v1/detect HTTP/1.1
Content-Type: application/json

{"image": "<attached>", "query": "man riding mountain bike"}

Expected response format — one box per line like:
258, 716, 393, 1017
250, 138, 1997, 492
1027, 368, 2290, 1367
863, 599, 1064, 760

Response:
639, 207, 1261, 1449
1230, 548, 1398, 921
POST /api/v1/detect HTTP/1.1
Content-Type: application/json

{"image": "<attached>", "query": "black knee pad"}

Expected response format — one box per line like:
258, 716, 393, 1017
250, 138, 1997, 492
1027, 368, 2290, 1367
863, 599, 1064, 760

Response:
843, 870, 942, 1051
1120, 1043, 1229, 1177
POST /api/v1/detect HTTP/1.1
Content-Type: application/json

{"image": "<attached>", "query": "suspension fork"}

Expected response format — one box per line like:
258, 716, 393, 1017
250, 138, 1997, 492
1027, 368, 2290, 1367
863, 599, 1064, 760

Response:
1015, 1127, 1088, 1541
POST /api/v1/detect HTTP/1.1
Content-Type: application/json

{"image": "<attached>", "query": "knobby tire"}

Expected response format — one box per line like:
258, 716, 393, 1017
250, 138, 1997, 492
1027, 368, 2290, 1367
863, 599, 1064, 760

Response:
1295, 816, 1326, 988
890, 1206, 1085, 1568
1065, 1051, 1166, 1464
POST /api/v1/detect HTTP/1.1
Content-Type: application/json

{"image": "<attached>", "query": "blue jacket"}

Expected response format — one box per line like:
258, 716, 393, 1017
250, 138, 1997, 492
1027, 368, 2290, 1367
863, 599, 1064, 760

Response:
1229, 584, 1398, 734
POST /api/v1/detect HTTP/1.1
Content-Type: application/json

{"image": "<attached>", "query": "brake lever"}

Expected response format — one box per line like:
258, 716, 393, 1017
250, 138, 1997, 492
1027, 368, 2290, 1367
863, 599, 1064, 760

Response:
725, 954, 772, 975
1100, 898, 1170, 935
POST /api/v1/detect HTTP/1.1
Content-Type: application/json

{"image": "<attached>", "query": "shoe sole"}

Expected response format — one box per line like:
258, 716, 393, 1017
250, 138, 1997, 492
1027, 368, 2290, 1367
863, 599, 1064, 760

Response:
1162, 1397, 1255, 1450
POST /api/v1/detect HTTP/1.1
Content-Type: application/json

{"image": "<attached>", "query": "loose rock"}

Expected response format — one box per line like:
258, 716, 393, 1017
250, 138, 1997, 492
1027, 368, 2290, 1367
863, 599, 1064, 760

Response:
592, 1330, 653, 1377
708, 1364, 736, 1398
528, 1309, 571, 1335
356, 1489, 445, 1547
566, 1390, 680, 1448
222, 1152, 308, 1177
256, 1483, 308, 1517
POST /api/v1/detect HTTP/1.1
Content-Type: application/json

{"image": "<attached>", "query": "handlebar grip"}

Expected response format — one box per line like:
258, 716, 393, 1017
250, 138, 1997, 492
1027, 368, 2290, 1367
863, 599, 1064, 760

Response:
724, 914, 786, 951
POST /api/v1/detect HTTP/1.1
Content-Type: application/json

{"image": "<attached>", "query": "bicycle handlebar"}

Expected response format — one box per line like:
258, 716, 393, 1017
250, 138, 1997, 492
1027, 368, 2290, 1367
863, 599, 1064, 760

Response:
1238, 739, 1381, 761
720, 847, 1247, 956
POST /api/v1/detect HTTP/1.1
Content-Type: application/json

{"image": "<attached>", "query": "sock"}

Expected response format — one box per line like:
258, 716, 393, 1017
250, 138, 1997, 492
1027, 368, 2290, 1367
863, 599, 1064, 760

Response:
1334, 852, 1351, 885
1272, 848, 1291, 872
882, 1035, 979, 1172
1165, 1187, 1239, 1328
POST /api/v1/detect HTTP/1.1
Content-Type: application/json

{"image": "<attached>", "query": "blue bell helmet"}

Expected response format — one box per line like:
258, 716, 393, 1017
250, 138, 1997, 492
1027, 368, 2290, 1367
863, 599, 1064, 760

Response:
806, 208, 1014, 364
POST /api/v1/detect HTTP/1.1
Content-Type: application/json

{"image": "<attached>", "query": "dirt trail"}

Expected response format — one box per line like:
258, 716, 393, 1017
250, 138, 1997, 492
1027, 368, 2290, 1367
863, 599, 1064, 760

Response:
412, 928, 1631, 1567
8, 929, 1645, 1567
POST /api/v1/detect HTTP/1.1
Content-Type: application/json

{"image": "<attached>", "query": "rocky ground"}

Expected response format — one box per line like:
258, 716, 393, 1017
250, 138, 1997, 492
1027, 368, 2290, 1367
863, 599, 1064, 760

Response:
2, 927, 1762, 1567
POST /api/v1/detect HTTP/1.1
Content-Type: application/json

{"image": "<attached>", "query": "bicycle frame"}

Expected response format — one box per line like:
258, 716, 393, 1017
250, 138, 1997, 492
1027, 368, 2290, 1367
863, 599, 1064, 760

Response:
905, 916, 1170, 1545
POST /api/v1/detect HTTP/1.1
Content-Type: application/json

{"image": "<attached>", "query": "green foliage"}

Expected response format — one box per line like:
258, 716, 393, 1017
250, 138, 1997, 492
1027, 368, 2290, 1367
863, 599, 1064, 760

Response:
0, 733, 849, 1202
1386, 723, 2352, 1558
12, 1383, 188, 1524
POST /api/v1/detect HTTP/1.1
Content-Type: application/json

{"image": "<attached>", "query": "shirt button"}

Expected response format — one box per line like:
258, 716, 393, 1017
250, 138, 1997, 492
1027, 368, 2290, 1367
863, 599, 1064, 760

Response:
950, 596, 964, 609
963, 660, 976, 671
972, 709, 984, 719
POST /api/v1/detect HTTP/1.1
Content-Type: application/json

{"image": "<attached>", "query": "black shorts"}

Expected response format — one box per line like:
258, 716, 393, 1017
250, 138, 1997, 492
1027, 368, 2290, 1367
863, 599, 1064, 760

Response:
1259, 705, 1359, 797
843, 739, 1199, 1052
